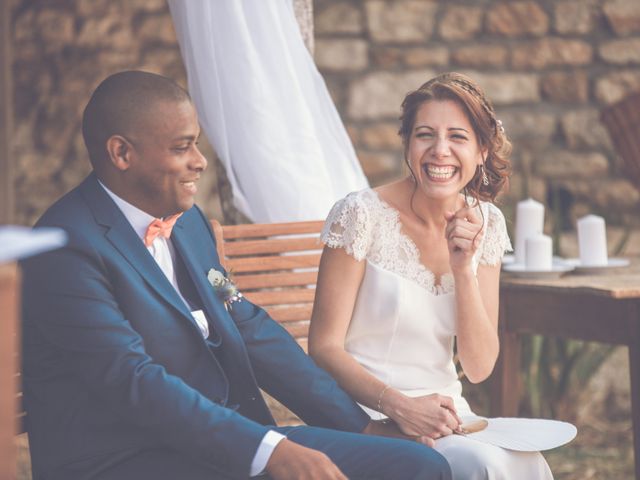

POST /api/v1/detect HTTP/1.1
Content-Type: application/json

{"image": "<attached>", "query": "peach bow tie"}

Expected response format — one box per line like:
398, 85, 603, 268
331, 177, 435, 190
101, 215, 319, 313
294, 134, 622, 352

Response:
143, 213, 182, 247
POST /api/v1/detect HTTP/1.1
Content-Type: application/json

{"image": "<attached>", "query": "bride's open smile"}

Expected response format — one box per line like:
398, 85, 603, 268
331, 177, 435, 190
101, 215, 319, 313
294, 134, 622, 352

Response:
408, 99, 485, 200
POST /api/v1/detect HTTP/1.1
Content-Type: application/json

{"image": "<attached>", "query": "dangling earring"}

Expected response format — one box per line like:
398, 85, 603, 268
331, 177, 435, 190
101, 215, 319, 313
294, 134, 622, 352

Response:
480, 164, 489, 186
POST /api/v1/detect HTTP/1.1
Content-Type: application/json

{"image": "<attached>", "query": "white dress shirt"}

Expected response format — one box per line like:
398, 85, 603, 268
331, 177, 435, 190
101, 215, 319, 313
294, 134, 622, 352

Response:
99, 182, 284, 476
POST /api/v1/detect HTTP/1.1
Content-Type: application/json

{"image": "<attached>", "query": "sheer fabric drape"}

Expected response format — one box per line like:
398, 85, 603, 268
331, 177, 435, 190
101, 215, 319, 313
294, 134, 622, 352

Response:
168, 0, 369, 222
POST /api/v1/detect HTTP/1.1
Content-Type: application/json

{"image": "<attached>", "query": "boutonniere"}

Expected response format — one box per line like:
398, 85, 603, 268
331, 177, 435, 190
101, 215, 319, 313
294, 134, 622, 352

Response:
207, 268, 243, 311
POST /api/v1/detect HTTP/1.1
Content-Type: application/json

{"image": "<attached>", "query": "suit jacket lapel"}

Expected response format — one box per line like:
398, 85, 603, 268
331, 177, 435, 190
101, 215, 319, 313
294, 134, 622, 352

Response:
171, 219, 259, 384
171, 222, 232, 335
79, 175, 196, 327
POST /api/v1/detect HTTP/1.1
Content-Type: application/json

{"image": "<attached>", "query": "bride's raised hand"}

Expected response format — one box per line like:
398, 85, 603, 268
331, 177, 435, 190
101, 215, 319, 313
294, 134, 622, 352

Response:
444, 206, 483, 272
382, 390, 461, 439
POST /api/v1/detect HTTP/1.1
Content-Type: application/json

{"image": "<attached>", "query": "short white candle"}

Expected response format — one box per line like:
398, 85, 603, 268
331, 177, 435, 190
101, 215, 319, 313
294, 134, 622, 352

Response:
577, 215, 608, 266
515, 198, 545, 265
525, 234, 553, 271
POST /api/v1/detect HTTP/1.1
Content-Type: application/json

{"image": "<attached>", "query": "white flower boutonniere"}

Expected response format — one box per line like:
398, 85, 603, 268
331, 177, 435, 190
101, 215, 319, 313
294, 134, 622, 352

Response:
207, 268, 243, 311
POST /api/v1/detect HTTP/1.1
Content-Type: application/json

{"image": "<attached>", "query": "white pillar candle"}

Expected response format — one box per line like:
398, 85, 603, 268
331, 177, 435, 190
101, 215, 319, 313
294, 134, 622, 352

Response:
515, 198, 545, 265
525, 234, 553, 271
577, 214, 608, 266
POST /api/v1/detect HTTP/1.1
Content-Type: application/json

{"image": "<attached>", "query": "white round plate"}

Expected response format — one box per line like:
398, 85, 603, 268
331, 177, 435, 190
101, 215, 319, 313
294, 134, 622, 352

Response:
465, 417, 577, 452
502, 262, 574, 279
562, 257, 630, 275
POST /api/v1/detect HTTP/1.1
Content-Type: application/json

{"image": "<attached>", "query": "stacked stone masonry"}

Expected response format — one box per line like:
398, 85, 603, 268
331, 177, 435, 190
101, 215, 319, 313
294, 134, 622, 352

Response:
315, 0, 640, 233
11, 0, 215, 226
10, 0, 640, 234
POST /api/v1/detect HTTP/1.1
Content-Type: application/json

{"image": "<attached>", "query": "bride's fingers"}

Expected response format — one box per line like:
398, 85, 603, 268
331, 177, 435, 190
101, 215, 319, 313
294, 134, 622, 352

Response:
445, 222, 474, 239
445, 218, 482, 238
447, 228, 484, 247
415, 436, 436, 448
449, 206, 482, 226
473, 232, 484, 248
446, 226, 482, 243
448, 236, 474, 252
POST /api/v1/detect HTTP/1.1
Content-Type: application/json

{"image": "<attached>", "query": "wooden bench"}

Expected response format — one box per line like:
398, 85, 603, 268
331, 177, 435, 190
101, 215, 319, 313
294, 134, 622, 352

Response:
210, 219, 325, 351
601, 91, 640, 192
1, 262, 20, 479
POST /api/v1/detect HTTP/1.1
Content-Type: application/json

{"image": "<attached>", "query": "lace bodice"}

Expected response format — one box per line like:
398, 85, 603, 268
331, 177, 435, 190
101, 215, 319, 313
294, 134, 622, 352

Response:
321, 189, 512, 295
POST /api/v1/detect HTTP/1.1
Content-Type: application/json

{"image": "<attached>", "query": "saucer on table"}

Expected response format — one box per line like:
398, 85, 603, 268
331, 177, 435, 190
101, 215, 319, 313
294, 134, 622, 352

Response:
561, 257, 630, 274
502, 262, 574, 279
501, 255, 564, 268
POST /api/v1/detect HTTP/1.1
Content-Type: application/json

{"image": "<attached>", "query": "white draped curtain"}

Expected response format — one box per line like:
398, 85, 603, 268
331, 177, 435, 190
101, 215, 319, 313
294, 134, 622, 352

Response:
168, 0, 368, 223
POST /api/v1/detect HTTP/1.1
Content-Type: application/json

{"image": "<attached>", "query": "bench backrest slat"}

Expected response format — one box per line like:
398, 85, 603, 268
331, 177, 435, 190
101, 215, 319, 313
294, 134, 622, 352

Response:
211, 219, 325, 348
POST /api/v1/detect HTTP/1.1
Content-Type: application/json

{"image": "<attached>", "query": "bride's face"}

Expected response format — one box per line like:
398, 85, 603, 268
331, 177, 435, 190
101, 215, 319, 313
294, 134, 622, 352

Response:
407, 99, 485, 201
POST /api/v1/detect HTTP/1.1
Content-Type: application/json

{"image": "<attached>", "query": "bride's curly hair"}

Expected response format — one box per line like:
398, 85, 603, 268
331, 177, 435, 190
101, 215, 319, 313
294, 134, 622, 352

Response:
398, 72, 512, 203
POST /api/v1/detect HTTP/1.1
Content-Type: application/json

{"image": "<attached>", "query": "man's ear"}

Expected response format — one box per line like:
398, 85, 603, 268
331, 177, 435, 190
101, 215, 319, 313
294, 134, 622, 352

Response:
106, 135, 133, 171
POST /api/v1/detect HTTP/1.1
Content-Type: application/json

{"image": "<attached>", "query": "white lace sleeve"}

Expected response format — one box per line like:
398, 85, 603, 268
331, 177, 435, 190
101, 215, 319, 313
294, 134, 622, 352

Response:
479, 203, 513, 266
321, 191, 372, 261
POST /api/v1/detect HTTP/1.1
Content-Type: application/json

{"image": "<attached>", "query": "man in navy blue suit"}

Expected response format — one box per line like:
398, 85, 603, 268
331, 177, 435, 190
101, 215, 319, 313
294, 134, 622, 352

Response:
21, 71, 451, 480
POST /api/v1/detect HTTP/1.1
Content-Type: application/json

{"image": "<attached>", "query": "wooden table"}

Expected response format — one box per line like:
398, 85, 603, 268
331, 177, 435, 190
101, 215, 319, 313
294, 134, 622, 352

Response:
490, 258, 640, 477
0, 262, 19, 480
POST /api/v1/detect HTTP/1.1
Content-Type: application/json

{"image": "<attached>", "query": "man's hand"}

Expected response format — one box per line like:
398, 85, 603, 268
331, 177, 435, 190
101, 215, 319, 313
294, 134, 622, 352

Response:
265, 438, 347, 480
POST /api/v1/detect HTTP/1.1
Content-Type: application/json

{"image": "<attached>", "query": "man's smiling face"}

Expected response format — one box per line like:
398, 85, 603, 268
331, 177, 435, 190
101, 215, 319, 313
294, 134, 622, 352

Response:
120, 99, 207, 218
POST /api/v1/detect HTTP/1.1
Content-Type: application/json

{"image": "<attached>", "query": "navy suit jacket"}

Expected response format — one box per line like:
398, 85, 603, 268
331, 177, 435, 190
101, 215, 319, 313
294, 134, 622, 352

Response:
22, 173, 369, 479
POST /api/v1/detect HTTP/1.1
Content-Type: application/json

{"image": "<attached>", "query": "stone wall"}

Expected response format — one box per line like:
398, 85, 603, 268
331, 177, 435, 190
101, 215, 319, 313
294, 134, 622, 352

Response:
10, 0, 317, 227
10, 0, 220, 226
11, 0, 640, 233
314, 0, 640, 234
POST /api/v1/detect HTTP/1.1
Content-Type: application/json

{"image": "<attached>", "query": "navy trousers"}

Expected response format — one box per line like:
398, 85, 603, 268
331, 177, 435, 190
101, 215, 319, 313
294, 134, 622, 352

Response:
80, 425, 451, 480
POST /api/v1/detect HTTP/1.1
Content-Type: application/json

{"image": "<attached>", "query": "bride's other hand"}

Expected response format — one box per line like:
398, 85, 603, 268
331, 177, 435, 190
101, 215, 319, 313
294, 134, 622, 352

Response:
381, 389, 462, 439
444, 206, 483, 272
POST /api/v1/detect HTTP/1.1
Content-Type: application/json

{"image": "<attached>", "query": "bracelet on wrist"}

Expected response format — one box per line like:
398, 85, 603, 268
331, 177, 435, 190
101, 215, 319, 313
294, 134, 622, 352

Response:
377, 385, 391, 413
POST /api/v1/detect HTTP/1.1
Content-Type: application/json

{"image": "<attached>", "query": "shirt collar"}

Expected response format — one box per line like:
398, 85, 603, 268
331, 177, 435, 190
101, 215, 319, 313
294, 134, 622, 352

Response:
98, 181, 156, 241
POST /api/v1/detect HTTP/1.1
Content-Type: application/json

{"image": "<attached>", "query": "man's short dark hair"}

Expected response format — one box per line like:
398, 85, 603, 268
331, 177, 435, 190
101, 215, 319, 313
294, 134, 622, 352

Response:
82, 71, 191, 167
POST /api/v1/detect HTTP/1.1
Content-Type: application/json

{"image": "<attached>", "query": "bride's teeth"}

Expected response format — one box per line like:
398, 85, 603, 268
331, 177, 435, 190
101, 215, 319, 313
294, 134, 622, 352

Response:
425, 165, 456, 179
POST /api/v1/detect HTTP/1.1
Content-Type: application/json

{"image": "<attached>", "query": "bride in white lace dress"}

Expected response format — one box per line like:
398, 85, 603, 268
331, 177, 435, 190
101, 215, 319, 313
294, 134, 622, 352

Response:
309, 73, 553, 479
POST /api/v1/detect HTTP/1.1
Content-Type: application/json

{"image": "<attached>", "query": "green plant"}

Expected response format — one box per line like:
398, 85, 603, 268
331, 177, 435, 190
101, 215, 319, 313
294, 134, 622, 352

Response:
520, 336, 615, 420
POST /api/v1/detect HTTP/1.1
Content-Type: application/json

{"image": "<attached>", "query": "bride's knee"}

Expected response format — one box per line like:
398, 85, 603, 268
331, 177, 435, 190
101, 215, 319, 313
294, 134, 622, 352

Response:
397, 442, 453, 479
